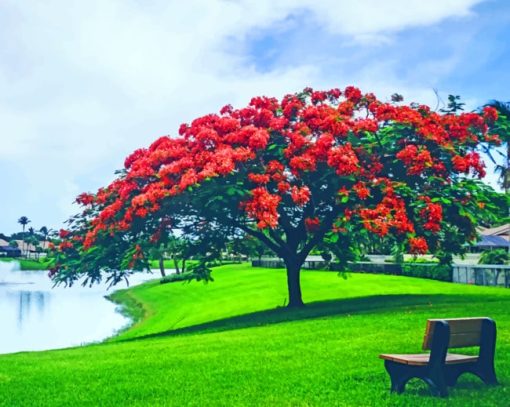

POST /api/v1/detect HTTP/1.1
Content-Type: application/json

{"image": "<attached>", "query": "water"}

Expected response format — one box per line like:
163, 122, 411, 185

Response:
0, 261, 161, 354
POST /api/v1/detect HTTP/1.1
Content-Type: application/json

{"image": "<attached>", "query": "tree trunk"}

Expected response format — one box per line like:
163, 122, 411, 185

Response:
173, 257, 180, 274
284, 258, 304, 308
158, 258, 166, 277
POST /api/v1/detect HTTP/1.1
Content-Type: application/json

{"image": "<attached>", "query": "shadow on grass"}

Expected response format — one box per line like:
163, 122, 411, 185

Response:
122, 293, 503, 343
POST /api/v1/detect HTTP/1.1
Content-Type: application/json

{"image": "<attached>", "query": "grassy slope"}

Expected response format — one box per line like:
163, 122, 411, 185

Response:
0, 264, 509, 406
0, 257, 53, 270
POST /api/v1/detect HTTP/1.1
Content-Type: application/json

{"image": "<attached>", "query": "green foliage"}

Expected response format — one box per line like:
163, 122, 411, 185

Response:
159, 272, 196, 284
440, 95, 465, 114
401, 263, 452, 282
479, 249, 509, 265
159, 261, 213, 285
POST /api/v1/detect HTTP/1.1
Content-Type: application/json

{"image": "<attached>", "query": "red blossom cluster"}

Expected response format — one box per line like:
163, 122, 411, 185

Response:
243, 187, 281, 228
452, 152, 486, 177
419, 197, 443, 232
359, 187, 415, 237
409, 237, 429, 254
59, 86, 499, 256
305, 217, 321, 232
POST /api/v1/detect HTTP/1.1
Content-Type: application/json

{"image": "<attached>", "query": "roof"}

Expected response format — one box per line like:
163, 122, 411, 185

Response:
0, 239, 9, 247
475, 235, 510, 248
479, 223, 510, 238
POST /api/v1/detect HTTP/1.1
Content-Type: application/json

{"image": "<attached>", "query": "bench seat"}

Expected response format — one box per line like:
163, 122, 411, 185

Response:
380, 353, 478, 366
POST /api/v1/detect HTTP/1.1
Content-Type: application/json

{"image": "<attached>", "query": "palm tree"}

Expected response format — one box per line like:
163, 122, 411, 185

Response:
17, 216, 31, 257
484, 100, 510, 193
39, 226, 49, 242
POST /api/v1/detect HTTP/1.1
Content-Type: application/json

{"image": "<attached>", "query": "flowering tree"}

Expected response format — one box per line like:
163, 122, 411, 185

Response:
52, 87, 501, 307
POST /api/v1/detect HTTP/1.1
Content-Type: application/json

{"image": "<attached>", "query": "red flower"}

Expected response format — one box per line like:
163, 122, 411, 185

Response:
291, 186, 311, 206
420, 203, 443, 232
409, 237, 428, 254
248, 129, 270, 150
59, 241, 73, 251
243, 187, 281, 229
483, 106, 498, 123
327, 143, 359, 176
353, 182, 370, 200
344, 86, 362, 104
248, 173, 270, 185
75, 192, 95, 206
59, 229, 70, 239
305, 217, 320, 232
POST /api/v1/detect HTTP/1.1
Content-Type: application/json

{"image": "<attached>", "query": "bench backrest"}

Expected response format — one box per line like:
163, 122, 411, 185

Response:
422, 318, 484, 350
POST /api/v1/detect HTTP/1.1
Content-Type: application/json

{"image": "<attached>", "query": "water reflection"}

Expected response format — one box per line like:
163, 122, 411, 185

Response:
0, 261, 161, 354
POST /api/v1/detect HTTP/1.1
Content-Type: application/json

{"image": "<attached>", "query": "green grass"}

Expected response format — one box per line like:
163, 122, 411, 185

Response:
1, 264, 509, 406
0, 257, 53, 270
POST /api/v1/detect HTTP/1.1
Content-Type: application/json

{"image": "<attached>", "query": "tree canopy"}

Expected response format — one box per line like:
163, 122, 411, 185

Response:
51, 87, 502, 307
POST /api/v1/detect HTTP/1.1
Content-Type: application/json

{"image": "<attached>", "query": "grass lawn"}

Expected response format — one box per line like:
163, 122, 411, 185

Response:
0, 257, 53, 270
0, 264, 509, 406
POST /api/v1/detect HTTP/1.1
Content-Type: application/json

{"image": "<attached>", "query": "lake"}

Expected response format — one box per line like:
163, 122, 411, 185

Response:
0, 261, 160, 354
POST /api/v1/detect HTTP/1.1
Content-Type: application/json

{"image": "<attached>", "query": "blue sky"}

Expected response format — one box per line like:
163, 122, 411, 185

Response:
0, 0, 508, 234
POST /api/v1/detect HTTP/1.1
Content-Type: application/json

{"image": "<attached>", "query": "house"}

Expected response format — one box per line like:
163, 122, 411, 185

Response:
0, 238, 22, 257
473, 224, 510, 253
13, 240, 51, 258
475, 235, 510, 250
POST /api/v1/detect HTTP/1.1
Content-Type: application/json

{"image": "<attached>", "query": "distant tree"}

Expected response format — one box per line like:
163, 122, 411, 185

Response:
484, 100, 510, 193
229, 235, 268, 261
40, 226, 49, 242
9, 240, 18, 248
148, 243, 167, 277
479, 249, 509, 265
17, 216, 31, 257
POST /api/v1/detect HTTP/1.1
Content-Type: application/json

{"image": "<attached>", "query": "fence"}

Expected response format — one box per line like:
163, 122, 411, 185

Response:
251, 259, 437, 276
252, 259, 510, 287
452, 264, 510, 288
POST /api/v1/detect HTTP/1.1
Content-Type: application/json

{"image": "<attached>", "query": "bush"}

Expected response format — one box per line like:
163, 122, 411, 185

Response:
401, 263, 451, 282
159, 262, 214, 285
160, 272, 195, 284
479, 249, 509, 265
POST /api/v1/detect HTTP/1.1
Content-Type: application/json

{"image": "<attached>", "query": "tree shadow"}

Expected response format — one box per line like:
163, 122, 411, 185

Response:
122, 293, 493, 343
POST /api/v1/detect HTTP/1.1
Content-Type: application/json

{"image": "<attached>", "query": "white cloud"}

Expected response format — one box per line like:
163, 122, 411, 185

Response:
0, 0, 488, 232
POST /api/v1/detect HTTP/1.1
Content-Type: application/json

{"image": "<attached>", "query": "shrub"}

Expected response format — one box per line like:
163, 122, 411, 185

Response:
479, 249, 509, 265
401, 263, 451, 282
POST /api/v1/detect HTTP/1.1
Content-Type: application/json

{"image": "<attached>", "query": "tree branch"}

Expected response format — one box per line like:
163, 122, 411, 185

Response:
237, 223, 283, 257
298, 207, 340, 263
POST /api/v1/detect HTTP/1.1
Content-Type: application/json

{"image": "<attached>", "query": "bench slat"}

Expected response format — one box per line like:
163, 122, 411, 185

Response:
379, 353, 478, 366
422, 318, 484, 350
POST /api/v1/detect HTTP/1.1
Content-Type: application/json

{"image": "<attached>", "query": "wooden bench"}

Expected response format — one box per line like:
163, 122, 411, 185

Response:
379, 317, 498, 397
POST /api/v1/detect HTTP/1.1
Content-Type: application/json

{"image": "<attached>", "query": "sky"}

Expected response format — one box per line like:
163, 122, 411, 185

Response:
0, 0, 509, 235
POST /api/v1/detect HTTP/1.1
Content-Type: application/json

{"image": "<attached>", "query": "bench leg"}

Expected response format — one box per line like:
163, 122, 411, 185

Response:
384, 361, 448, 397
477, 359, 498, 385
446, 362, 498, 387
384, 361, 411, 393
445, 366, 463, 386
423, 376, 448, 397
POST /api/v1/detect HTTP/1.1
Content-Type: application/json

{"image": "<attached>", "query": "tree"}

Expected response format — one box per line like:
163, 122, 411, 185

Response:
17, 216, 30, 257
148, 243, 168, 277
483, 100, 509, 193
51, 87, 501, 307
40, 226, 50, 242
